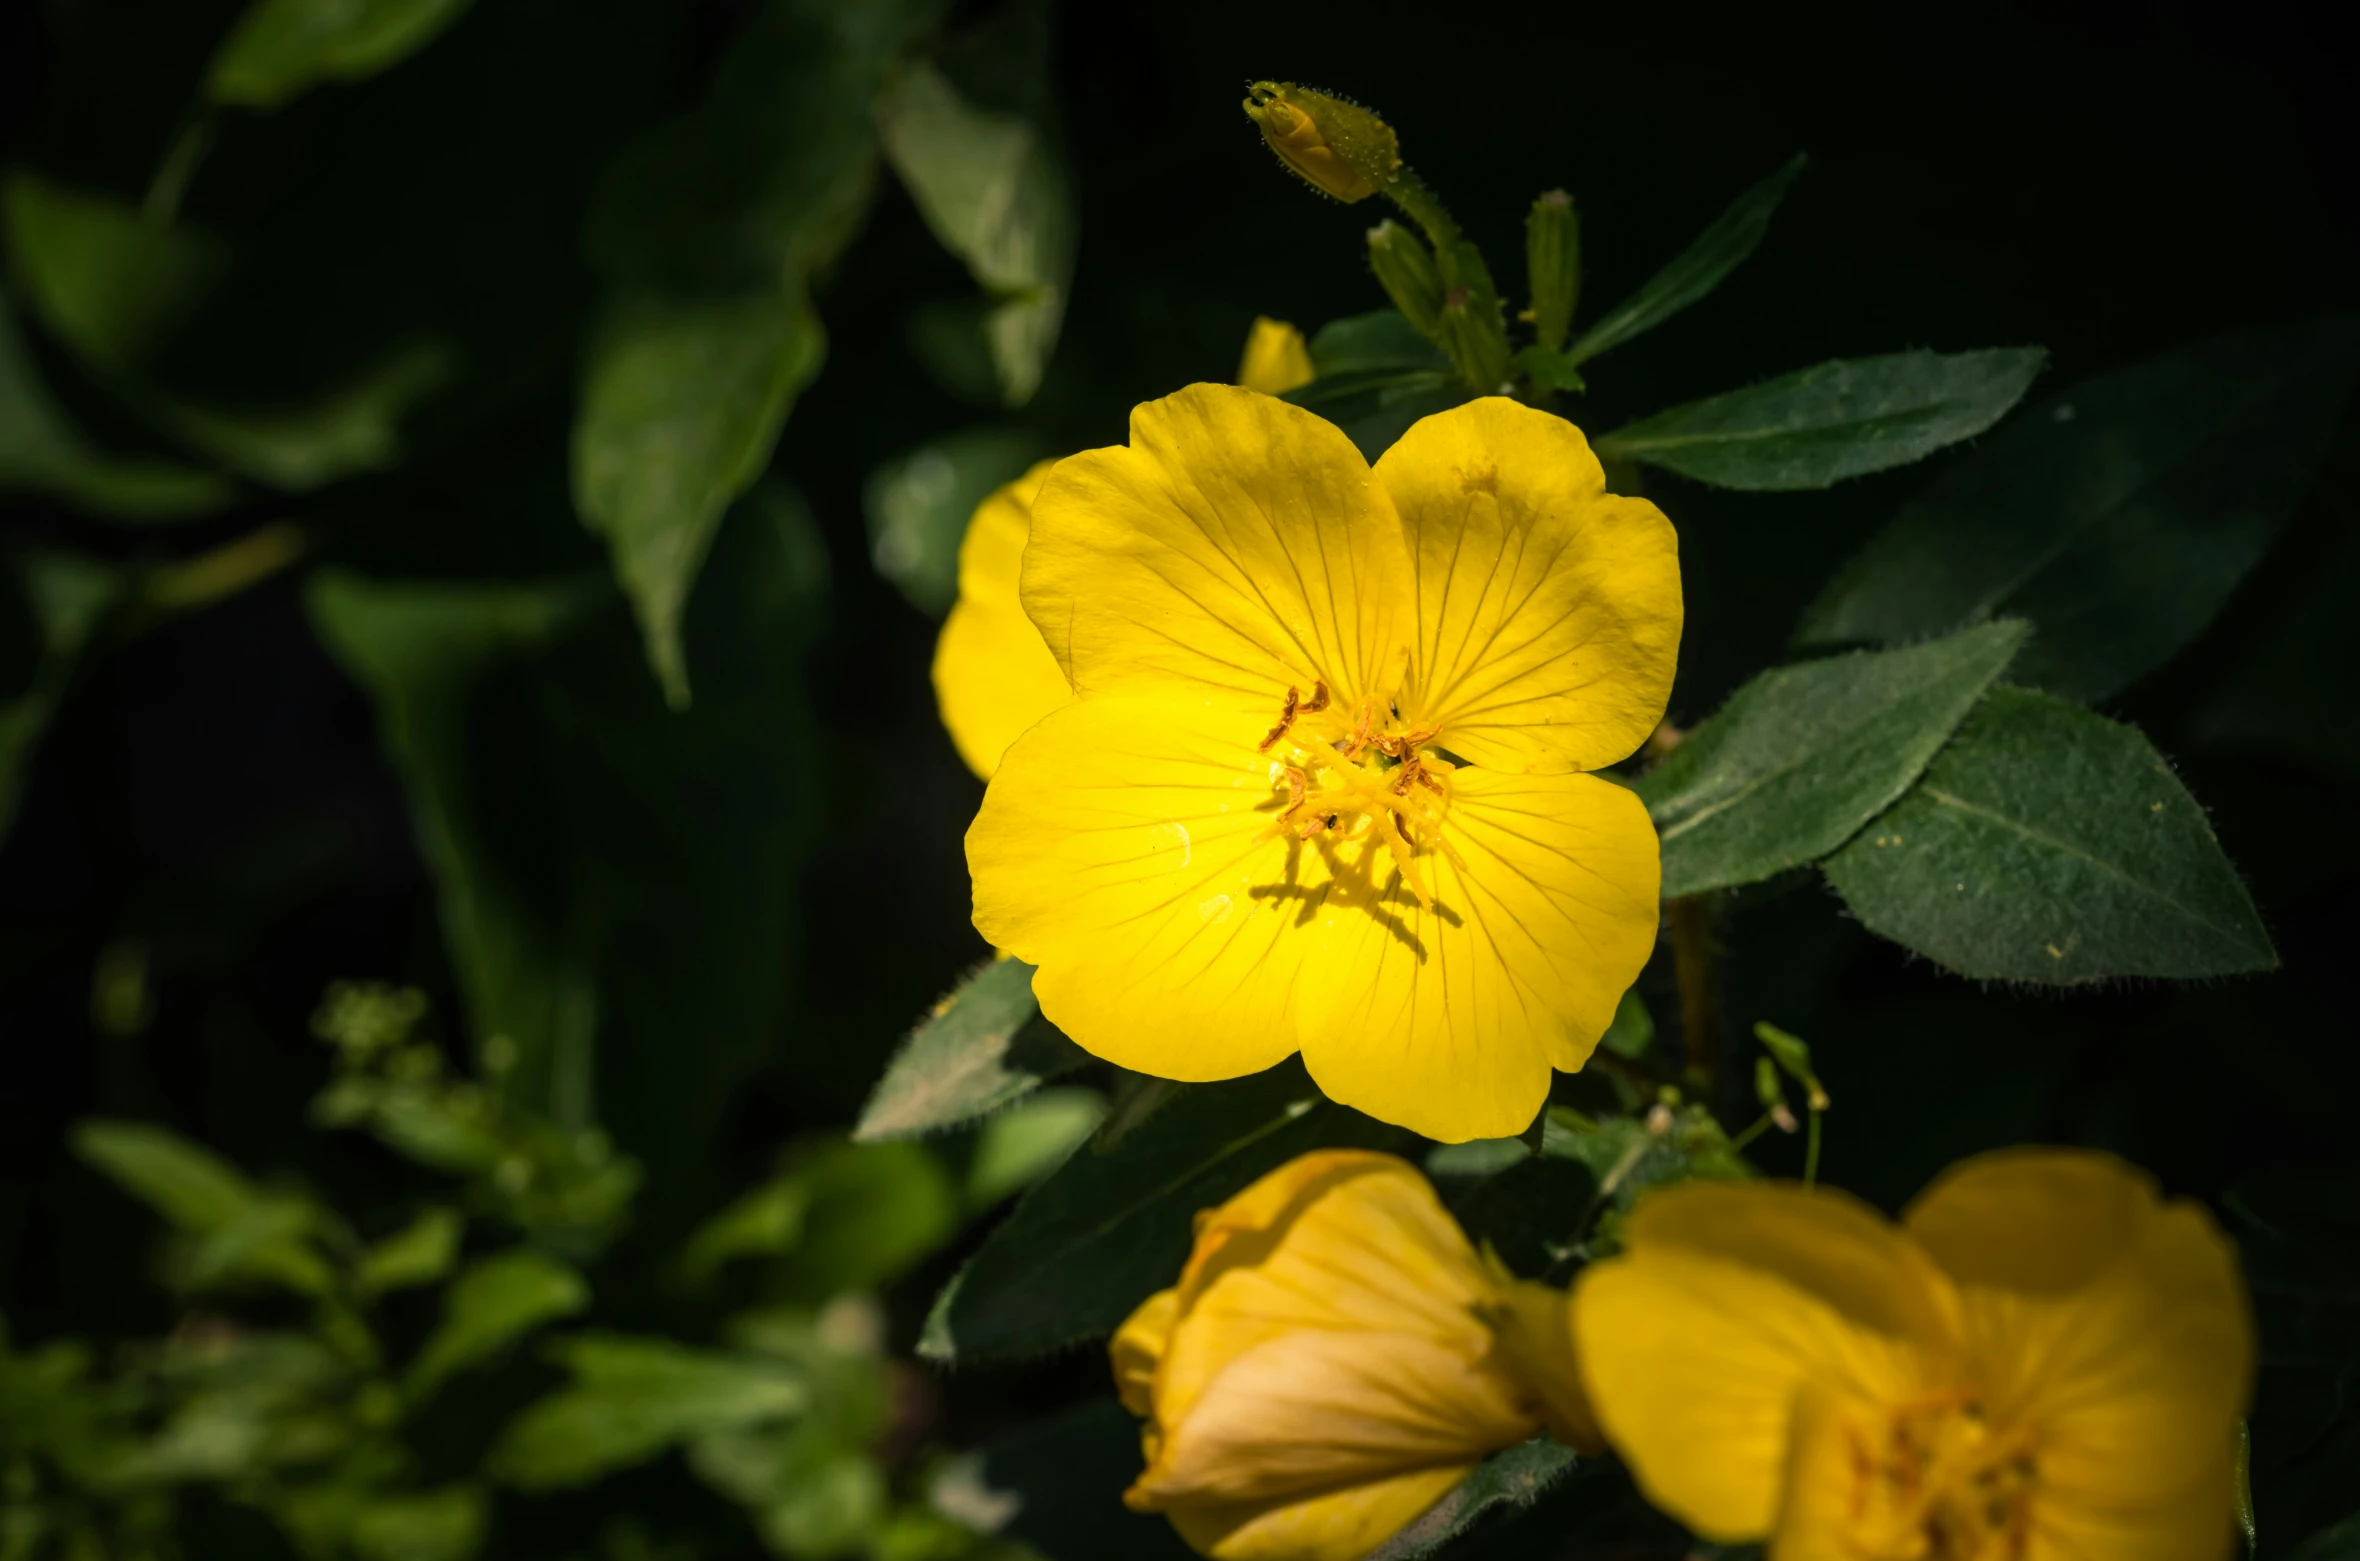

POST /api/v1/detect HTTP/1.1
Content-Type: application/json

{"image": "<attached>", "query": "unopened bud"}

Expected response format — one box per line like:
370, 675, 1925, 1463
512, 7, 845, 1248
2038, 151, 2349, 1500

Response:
1438, 280, 1511, 394
1366, 219, 1444, 338
1242, 82, 1401, 203
1236, 316, 1314, 395
1525, 189, 1580, 352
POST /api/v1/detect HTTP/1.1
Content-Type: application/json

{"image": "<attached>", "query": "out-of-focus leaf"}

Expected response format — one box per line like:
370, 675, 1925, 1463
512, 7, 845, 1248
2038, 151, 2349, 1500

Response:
206, 0, 476, 110
681, 1178, 809, 1286
878, 22, 1074, 407
921, 1063, 1414, 1361
1286, 310, 1465, 460
2289, 1512, 2360, 1561
1597, 986, 1654, 1061
854, 957, 1086, 1142
576, 0, 944, 708
491, 1334, 807, 1490
0, 293, 237, 519
1636, 621, 2027, 895
1366, 1440, 1580, 1560
155, 340, 454, 491
1, 172, 229, 370
1802, 318, 2360, 700
1595, 349, 2044, 491
1563, 154, 1804, 368
746, 1452, 887, 1558
2, 550, 118, 840
344, 1487, 486, 1561
863, 427, 1050, 616
774, 1139, 960, 1303
1823, 687, 2274, 982
965, 1088, 1106, 1210
184, 1194, 334, 1295
407, 1249, 589, 1402
1542, 1106, 1752, 1216
2188, 510, 2360, 775
1439, 1151, 1598, 1278
71, 1118, 260, 1233
979, 1398, 1198, 1561
355, 1206, 462, 1296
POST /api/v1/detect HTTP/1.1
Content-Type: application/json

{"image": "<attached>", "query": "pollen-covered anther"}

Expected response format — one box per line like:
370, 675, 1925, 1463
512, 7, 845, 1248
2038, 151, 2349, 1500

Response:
1258, 679, 1329, 751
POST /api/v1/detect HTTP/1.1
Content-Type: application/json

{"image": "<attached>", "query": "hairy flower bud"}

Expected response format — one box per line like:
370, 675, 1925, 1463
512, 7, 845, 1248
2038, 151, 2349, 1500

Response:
1366, 219, 1444, 339
1439, 284, 1512, 394
1525, 189, 1580, 352
1242, 82, 1400, 203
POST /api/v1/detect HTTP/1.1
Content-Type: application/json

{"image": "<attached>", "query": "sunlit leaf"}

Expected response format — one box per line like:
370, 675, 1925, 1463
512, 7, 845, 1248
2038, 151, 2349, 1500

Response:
355, 1206, 462, 1296
773, 1139, 960, 1303
680, 1178, 808, 1287
1802, 317, 2360, 699
344, 1487, 485, 1561
1563, 154, 1804, 368
966, 1088, 1106, 1210
1637, 620, 2027, 895
854, 957, 1086, 1142
1823, 687, 2274, 982
407, 1249, 590, 1402
207, 0, 476, 110
491, 1335, 806, 1490
1594, 349, 2045, 490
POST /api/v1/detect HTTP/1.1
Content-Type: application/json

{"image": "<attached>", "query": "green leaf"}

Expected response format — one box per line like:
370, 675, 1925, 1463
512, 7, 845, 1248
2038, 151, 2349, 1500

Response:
2289, 1511, 2360, 1561
1598, 986, 1655, 1061
681, 1177, 809, 1287
774, 1139, 961, 1302
1365, 1440, 1581, 1560
1286, 309, 1467, 459
184, 1194, 335, 1295
71, 1118, 260, 1233
1563, 154, 1804, 368
1, 172, 230, 371
1513, 344, 1587, 392
153, 340, 454, 491
206, 0, 476, 110
1304, 310, 1450, 377
854, 957, 1086, 1142
1636, 621, 2028, 895
877, 22, 1074, 407
344, 1487, 485, 1561
966, 1088, 1107, 1210
575, 0, 943, 708
920, 1063, 1414, 1362
2, 550, 119, 841
1595, 349, 2045, 491
355, 1206, 462, 1296
1542, 1105, 1752, 1220
491, 1334, 806, 1490
0, 292, 238, 520
1822, 687, 2274, 982
863, 427, 1051, 616
1801, 317, 2360, 700
407, 1249, 589, 1402
1753, 1023, 1828, 1109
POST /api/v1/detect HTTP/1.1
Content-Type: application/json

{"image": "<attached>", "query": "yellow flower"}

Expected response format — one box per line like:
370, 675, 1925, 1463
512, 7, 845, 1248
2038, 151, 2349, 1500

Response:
931, 461, 1074, 778
1242, 83, 1401, 203
1238, 317, 1315, 396
1111, 1150, 1547, 1561
1572, 1148, 2254, 1561
966, 385, 1679, 1141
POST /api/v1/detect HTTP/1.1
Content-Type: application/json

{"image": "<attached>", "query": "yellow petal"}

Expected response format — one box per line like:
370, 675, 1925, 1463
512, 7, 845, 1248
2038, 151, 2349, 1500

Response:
1237, 317, 1315, 396
1164, 1465, 1469, 1561
1021, 384, 1414, 706
967, 688, 1321, 1082
932, 460, 1075, 778
1378, 398, 1681, 774
1294, 769, 1661, 1142
1113, 1288, 1180, 1418
1483, 1277, 1604, 1452
1573, 1182, 1956, 1543
1905, 1150, 2252, 1561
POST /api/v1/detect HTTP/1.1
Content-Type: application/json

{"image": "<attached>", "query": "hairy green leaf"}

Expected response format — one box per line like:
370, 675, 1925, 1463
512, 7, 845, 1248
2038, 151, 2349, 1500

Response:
407, 1250, 589, 1402
1823, 687, 2274, 982
207, 0, 476, 109
1366, 1440, 1581, 1560
862, 427, 1051, 616
492, 1335, 806, 1490
920, 1063, 1414, 1361
1564, 154, 1804, 368
854, 957, 1086, 1142
1637, 621, 2027, 895
1595, 349, 2044, 490
1802, 317, 2360, 700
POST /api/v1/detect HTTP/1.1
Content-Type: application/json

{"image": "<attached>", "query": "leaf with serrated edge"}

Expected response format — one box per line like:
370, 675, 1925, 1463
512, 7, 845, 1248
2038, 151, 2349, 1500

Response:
1824, 687, 2274, 983
1595, 349, 2044, 491
1366, 1441, 1581, 1560
1564, 155, 1804, 368
1638, 621, 2027, 896
855, 958, 1088, 1141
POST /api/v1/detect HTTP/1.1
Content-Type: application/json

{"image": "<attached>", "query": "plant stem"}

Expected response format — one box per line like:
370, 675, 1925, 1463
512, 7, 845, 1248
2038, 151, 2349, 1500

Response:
145, 110, 219, 225
1668, 894, 1717, 1094
143, 522, 307, 613
1803, 1107, 1824, 1186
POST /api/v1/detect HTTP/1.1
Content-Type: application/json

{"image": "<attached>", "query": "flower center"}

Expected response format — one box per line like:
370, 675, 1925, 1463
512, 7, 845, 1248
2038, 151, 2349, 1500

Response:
1844, 1395, 2037, 1561
1255, 680, 1464, 910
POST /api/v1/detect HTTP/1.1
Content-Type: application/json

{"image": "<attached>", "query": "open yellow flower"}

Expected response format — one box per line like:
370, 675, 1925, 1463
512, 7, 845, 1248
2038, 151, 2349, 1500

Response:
1111, 1150, 1549, 1561
1572, 1148, 2254, 1561
932, 460, 1073, 778
966, 385, 1679, 1141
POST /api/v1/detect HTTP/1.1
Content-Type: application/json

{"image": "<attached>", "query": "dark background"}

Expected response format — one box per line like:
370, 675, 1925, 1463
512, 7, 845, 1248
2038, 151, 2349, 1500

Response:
4, 0, 2357, 1545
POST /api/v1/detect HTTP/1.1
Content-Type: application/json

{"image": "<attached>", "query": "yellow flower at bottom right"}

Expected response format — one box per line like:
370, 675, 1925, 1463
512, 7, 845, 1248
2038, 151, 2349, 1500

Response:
1571, 1148, 2253, 1561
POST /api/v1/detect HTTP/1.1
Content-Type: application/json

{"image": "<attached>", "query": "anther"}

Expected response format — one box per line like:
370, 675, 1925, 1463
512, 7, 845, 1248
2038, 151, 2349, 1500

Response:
1258, 686, 1301, 751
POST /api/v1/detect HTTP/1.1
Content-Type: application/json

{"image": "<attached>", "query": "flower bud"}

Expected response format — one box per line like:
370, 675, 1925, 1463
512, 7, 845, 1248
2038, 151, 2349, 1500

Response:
1439, 285, 1511, 395
1525, 189, 1580, 353
1366, 219, 1444, 339
1235, 316, 1314, 396
1242, 82, 1400, 204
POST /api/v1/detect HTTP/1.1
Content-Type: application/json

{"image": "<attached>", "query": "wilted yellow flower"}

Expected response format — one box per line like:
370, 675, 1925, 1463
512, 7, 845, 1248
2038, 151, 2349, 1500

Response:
967, 385, 1678, 1141
1242, 83, 1401, 203
1237, 317, 1315, 396
931, 461, 1073, 778
1573, 1148, 2254, 1561
1112, 1150, 1551, 1561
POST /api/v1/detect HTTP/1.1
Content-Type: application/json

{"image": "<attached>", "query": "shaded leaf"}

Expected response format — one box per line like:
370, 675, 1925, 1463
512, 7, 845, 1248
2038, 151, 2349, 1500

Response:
1366, 1440, 1580, 1561
575, 0, 943, 707
355, 1206, 462, 1296
1802, 317, 2360, 700
407, 1249, 589, 1402
344, 1487, 485, 1561
1595, 349, 2044, 491
1285, 309, 1466, 459
2187, 506, 2360, 775
1, 172, 229, 371
920, 1063, 1414, 1361
492, 1335, 806, 1490
681, 1177, 808, 1287
1598, 986, 1654, 1061
1304, 309, 1449, 377
1564, 154, 1804, 368
155, 340, 454, 491
2290, 1512, 2360, 1561
979, 1398, 1198, 1561
774, 1139, 961, 1302
863, 427, 1051, 616
854, 957, 1086, 1142
1823, 687, 2274, 982
71, 1118, 260, 1233
965, 1087, 1106, 1210
207, 0, 476, 110
1637, 620, 2027, 895
2, 550, 119, 840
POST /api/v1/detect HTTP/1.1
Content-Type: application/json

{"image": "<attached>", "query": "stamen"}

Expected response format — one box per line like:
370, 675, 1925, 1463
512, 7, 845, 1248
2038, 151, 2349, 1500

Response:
1258, 686, 1301, 751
